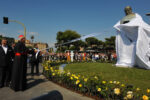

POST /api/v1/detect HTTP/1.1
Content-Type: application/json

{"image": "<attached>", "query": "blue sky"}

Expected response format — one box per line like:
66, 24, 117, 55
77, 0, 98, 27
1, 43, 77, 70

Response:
0, 0, 150, 46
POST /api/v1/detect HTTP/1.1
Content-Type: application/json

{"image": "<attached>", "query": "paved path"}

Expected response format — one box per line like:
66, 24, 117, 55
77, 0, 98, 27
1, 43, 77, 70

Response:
0, 64, 93, 100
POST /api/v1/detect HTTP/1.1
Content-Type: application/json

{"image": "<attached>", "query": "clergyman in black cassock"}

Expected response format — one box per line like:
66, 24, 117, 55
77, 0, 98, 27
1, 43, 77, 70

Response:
11, 35, 28, 91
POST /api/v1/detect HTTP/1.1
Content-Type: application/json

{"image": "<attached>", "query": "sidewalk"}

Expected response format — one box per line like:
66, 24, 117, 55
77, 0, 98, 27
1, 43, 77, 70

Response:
0, 64, 93, 100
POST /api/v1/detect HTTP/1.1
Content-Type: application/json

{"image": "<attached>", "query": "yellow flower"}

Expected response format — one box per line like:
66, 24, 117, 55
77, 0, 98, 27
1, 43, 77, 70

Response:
121, 84, 125, 87
51, 70, 54, 72
70, 77, 73, 80
126, 91, 133, 99
44, 67, 47, 69
124, 97, 127, 100
147, 89, 150, 93
52, 73, 55, 76
97, 88, 101, 92
105, 87, 108, 90
55, 70, 58, 72
84, 78, 88, 82
71, 74, 75, 77
94, 76, 98, 80
142, 95, 149, 100
74, 76, 79, 80
50, 67, 53, 70
102, 81, 106, 84
136, 88, 140, 91
50, 67, 54, 72
78, 75, 80, 77
67, 72, 71, 76
47, 60, 51, 63
114, 88, 120, 95
45, 68, 49, 70
76, 80, 80, 85
113, 81, 117, 84
79, 84, 82, 87
127, 94, 133, 99
127, 91, 133, 94
109, 81, 113, 84
116, 81, 120, 84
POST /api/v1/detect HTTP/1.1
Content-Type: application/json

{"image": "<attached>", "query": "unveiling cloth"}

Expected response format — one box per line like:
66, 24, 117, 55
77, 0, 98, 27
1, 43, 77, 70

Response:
114, 13, 150, 69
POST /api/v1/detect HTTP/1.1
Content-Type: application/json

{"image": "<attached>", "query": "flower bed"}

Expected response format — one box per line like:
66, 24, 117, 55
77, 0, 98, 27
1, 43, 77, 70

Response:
42, 60, 150, 100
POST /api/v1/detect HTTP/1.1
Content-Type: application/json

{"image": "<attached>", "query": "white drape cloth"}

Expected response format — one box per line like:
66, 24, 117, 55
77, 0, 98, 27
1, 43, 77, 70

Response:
114, 13, 150, 69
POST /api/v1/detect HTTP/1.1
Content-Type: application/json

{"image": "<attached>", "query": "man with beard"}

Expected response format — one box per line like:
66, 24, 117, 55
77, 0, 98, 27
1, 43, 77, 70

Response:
11, 35, 28, 91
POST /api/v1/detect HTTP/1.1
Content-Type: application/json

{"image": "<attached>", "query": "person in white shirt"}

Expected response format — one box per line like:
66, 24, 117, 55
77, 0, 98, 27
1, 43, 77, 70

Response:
0, 38, 14, 88
30, 44, 41, 76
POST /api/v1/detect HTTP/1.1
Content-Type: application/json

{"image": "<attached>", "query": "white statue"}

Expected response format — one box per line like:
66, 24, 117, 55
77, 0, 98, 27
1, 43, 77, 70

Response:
114, 6, 150, 69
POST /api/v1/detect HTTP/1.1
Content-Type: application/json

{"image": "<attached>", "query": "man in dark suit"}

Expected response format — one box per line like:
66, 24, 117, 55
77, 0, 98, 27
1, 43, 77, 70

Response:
0, 38, 14, 88
30, 44, 41, 76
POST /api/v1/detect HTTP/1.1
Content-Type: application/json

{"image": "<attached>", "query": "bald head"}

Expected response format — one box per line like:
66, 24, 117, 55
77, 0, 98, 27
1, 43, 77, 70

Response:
124, 6, 133, 15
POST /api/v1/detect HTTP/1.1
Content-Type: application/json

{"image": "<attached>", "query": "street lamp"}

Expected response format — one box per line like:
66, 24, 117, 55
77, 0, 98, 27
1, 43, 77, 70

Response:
3, 17, 26, 38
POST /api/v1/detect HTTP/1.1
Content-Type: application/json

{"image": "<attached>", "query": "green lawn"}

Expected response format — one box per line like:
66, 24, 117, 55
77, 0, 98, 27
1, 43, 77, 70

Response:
64, 62, 150, 90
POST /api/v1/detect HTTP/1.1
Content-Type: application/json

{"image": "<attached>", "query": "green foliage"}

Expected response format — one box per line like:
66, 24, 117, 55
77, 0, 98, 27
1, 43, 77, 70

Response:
0, 35, 2, 40
43, 61, 150, 100
56, 30, 81, 43
56, 30, 81, 52
85, 37, 99, 46
72, 40, 87, 50
64, 63, 150, 90
56, 30, 116, 52
104, 36, 116, 50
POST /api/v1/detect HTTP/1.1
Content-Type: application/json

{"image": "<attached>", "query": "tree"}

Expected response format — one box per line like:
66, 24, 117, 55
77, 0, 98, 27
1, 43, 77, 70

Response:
31, 35, 34, 43
72, 40, 87, 51
56, 30, 81, 52
56, 30, 80, 43
97, 40, 105, 51
85, 37, 99, 46
104, 36, 116, 51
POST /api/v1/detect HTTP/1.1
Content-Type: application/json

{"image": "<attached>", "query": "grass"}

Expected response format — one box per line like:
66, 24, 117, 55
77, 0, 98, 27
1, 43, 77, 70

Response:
64, 62, 150, 90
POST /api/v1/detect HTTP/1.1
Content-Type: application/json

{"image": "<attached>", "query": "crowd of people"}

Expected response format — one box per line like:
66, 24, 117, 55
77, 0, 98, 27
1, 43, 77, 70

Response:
46, 51, 117, 63
0, 35, 41, 91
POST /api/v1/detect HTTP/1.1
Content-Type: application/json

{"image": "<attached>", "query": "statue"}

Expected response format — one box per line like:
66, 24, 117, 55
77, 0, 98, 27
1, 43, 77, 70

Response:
114, 6, 150, 69
120, 6, 136, 24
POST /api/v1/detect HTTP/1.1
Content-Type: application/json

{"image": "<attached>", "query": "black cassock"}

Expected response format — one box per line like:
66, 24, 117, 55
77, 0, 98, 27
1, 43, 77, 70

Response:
11, 41, 28, 91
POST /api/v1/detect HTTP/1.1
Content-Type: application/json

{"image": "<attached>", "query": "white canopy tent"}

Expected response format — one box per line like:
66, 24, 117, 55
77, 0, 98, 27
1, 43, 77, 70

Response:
114, 13, 150, 69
